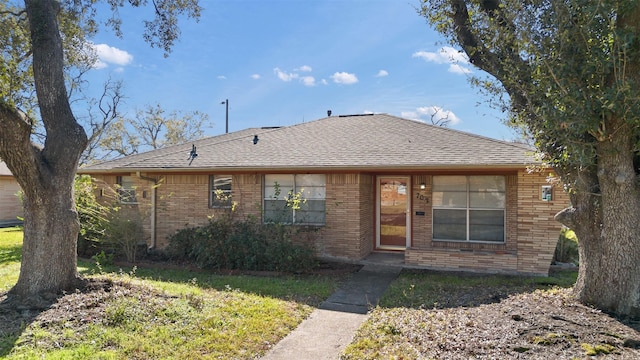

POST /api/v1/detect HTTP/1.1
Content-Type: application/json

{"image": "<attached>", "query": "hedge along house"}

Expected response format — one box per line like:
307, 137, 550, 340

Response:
79, 114, 569, 276
0, 161, 23, 223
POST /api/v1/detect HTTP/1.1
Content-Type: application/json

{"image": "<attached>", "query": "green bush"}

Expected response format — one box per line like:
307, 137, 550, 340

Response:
554, 227, 579, 264
167, 216, 317, 273
75, 175, 112, 257
105, 209, 145, 263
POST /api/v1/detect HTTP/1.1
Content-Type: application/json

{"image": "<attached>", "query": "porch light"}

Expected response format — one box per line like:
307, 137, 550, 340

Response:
420, 183, 426, 190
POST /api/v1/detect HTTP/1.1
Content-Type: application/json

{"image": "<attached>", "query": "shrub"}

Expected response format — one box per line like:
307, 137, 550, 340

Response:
554, 227, 579, 265
104, 209, 145, 263
167, 216, 317, 273
75, 175, 112, 257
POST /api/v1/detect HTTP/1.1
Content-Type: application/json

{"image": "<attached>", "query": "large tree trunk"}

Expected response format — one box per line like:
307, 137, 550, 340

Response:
0, 0, 87, 299
11, 174, 82, 296
557, 123, 640, 318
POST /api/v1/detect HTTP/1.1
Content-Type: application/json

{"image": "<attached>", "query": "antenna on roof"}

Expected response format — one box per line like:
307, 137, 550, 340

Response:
187, 144, 198, 165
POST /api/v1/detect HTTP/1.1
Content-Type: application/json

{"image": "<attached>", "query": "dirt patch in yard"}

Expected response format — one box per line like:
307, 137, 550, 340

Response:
349, 276, 640, 359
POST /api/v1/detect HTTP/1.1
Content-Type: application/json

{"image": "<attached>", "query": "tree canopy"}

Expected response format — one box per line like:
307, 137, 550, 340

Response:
97, 103, 207, 160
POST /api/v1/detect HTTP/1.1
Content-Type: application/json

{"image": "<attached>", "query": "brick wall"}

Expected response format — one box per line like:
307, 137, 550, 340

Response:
147, 173, 263, 248
88, 169, 569, 275
515, 170, 569, 275
0, 177, 22, 221
322, 174, 373, 260
406, 171, 569, 275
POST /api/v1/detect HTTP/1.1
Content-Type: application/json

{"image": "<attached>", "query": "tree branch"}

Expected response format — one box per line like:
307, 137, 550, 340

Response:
25, 0, 87, 175
0, 102, 41, 191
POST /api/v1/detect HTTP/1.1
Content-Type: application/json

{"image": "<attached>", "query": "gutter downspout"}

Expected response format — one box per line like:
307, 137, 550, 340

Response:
136, 172, 159, 249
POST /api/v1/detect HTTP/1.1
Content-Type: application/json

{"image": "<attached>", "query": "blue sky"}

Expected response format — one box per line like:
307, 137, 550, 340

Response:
81, 0, 516, 140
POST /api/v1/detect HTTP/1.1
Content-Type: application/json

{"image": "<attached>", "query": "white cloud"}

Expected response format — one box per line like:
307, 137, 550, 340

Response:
321, 79, 328, 85
217, 75, 227, 80
331, 72, 358, 85
91, 43, 133, 69
412, 46, 472, 74
449, 64, 472, 74
274, 67, 299, 82
251, 74, 261, 80
401, 106, 461, 126
376, 69, 389, 77
301, 76, 316, 87
296, 65, 313, 72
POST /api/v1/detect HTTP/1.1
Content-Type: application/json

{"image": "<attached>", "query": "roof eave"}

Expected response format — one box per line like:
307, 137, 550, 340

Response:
77, 163, 540, 174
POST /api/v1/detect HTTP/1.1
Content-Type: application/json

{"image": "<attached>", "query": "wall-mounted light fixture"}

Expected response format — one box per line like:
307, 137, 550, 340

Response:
542, 185, 552, 201
420, 183, 426, 190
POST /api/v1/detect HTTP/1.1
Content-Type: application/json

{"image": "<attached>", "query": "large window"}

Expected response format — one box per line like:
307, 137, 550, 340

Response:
210, 175, 232, 208
432, 175, 505, 242
116, 176, 137, 204
264, 174, 326, 225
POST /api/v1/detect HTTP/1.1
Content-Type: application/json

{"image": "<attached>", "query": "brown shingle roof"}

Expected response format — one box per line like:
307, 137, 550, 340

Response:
79, 114, 535, 173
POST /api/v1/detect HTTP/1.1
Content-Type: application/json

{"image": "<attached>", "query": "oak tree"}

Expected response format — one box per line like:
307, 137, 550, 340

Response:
98, 102, 207, 159
0, 0, 201, 301
421, 0, 640, 317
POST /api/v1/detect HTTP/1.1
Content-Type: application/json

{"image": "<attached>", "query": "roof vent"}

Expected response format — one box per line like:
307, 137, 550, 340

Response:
327, 110, 332, 117
338, 113, 375, 118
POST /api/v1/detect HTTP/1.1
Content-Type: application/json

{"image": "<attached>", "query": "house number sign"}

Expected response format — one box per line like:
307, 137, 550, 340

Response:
416, 193, 429, 204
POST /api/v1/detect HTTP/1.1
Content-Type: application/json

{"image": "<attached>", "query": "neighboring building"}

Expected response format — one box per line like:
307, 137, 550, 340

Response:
0, 161, 23, 222
79, 114, 569, 275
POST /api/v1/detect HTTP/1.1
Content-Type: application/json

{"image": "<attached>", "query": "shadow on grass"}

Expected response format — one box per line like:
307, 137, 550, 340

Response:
78, 259, 355, 308
379, 267, 578, 310
0, 292, 59, 357
0, 245, 21, 265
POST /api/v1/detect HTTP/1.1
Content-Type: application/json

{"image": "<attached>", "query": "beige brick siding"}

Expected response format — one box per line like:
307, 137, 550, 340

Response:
0, 177, 23, 221
88, 169, 569, 275
322, 174, 373, 260
406, 171, 569, 275
515, 170, 569, 275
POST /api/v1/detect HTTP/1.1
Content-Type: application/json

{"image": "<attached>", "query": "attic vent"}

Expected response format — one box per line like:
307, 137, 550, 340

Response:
338, 113, 375, 118
260, 126, 281, 129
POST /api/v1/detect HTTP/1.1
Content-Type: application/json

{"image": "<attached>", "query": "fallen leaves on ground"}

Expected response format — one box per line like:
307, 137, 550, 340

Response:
347, 288, 640, 359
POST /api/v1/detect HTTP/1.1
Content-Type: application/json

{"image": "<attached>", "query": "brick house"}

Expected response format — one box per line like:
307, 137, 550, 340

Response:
79, 114, 569, 275
0, 161, 23, 223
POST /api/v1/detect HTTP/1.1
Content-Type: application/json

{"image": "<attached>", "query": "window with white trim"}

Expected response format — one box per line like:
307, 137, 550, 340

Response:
210, 175, 232, 208
116, 176, 137, 204
432, 175, 505, 242
264, 174, 326, 225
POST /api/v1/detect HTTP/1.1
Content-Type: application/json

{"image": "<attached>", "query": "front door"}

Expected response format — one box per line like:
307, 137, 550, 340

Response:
376, 176, 410, 250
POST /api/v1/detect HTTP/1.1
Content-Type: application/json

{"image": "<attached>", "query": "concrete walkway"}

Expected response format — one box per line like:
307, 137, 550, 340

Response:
261, 264, 402, 360
0, 220, 22, 228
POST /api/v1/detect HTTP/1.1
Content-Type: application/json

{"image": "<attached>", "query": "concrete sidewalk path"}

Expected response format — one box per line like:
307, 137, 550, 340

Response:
261, 264, 402, 360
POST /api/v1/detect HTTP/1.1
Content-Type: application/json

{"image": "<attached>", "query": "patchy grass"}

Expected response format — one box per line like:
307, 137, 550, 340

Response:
379, 269, 577, 309
78, 261, 341, 306
0, 229, 352, 359
4, 275, 312, 359
343, 269, 640, 360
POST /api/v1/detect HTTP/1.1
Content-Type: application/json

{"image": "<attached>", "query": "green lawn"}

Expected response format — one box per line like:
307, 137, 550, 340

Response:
0, 227, 22, 292
2, 228, 583, 359
0, 228, 344, 359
